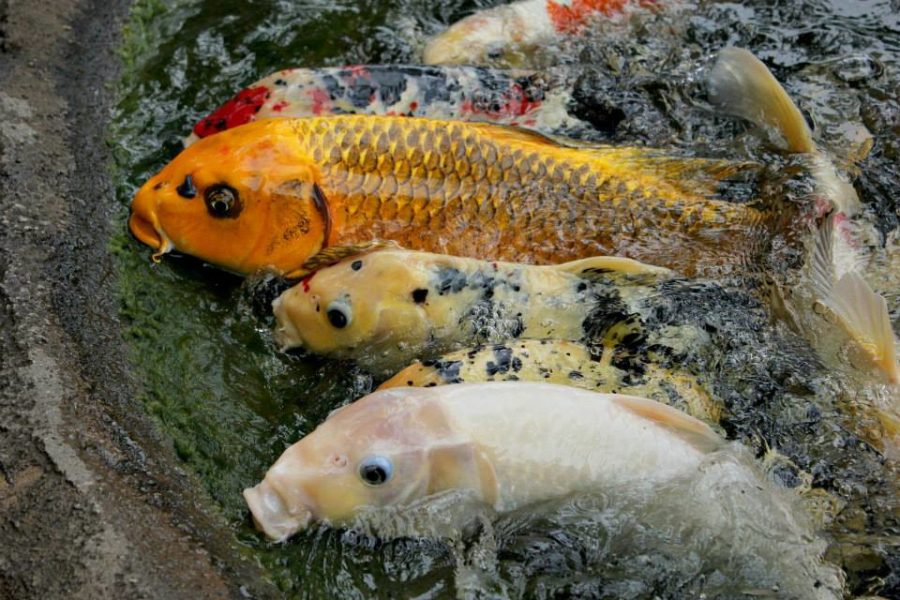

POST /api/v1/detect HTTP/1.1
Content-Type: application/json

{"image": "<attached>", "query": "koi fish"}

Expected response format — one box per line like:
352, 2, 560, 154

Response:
378, 339, 722, 425
423, 0, 658, 67
185, 65, 598, 146
243, 382, 724, 541
130, 114, 778, 279
272, 248, 673, 374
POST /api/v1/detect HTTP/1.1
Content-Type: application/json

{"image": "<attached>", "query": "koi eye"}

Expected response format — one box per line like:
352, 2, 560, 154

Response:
326, 301, 351, 329
204, 184, 241, 218
358, 455, 392, 486
486, 46, 505, 60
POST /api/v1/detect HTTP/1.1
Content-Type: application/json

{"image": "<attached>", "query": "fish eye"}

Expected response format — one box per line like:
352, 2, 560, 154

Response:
326, 301, 351, 329
204, 184, 241, 219
486, 46, 505, 60
358, 455, 392, 486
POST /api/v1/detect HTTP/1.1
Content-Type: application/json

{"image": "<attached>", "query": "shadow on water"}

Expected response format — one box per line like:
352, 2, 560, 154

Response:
111, 0, 899, 596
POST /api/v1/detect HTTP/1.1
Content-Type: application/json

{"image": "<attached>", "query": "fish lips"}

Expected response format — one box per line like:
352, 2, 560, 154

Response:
128, 189, 173, 258
243, 480, 313, 542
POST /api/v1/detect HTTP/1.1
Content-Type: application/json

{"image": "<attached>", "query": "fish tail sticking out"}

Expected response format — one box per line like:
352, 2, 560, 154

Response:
708, 47, 860, 216
811, 216, 900, 385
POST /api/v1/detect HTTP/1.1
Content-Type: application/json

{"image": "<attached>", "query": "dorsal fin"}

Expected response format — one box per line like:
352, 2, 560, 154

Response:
286, 239, 401, 279
553, 256, 672, 279
612, 395, 724, 453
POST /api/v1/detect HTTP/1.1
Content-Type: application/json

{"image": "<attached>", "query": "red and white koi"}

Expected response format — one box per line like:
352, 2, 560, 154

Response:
423, 0, 660, 67
185, 64, 595, 146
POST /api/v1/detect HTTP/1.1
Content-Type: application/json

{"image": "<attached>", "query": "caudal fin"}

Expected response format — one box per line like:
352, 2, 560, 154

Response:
811, 219, 900, 384
709, 47, 860, 215
708, 47, 815, 153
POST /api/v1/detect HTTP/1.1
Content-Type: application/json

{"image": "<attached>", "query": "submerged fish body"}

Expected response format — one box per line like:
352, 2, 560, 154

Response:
379, 339, 723, 425
186, 65, 597, 146
423, 0, 657, 67
272, 248, 674, 374
131, 115, 776, 278
243, 382, 723, 541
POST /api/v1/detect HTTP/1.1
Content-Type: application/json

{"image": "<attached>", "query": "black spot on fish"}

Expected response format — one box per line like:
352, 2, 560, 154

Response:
368, 68, 409, 108
620, 332, 645, 353
434, 360, 463, 383
351, 260, 363, 271
485, 345, 513, 376
581, 288, 635, 342
412, 288, 428, 304
511, 357, 522, 372
320, 73, 342, 101
434, 267, 468, 295
568, 371, 584, 380
348, 78, 377, 109
274, 78, 287, 86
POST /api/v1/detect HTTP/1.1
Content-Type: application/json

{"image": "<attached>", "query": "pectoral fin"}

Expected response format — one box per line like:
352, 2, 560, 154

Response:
427, 442, 498, 507
611, 395, 724, 454
811, 219, 899, 384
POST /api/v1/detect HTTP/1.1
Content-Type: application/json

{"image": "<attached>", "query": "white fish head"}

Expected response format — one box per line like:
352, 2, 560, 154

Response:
423, 6, 534, 67
244, 388, 496, 541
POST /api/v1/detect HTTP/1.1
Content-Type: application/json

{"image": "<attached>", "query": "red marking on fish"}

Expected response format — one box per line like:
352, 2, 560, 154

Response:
409, 101, 418, 111
460, 84, 542, 120
272, 101, 289, 113
301, 272, 316, 292
308, 88, 331, 116
547, 0, 653, 34
192, 86, 270, 139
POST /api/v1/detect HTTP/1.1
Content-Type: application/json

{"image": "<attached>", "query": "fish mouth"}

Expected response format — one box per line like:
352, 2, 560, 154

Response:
243, 480, 313, 541
128, 188, 173, 258
128, 211, 164, 251
271, 294, 307, 351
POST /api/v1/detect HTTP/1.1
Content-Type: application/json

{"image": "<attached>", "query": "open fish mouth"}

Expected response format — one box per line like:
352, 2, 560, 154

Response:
243, 480, 313, 542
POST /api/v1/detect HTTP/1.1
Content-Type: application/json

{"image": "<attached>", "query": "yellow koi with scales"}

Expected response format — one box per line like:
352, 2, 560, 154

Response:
130, 115, 782, 278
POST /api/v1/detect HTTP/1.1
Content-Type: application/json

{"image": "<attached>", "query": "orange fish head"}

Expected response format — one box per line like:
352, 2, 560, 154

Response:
129, 120, 331, 276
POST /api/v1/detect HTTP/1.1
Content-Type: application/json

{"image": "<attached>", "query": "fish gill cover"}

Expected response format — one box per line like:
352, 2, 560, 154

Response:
109, 0, 900, 596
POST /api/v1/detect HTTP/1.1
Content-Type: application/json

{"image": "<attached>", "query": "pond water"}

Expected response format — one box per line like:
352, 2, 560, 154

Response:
110, 0, 899, 597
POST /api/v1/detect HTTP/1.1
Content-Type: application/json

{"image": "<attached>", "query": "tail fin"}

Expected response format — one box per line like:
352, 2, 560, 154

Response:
709, 47, 860, 215
708, 47, 815, 153
811, 218, 899, 384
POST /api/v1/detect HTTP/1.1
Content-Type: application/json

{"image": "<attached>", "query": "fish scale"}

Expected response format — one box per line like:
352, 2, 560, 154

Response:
284, 116, 771, 271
